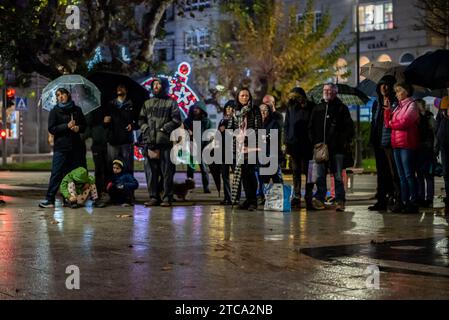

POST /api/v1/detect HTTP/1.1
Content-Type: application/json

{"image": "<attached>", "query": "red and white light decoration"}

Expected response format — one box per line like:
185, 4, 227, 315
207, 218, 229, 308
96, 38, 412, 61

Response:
141, 62, 199, 119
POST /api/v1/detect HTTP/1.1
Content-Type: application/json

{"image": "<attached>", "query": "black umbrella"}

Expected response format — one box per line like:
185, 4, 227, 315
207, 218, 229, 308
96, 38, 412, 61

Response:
87, 72, 149, 115
404, 50, 449, 89
357, 79, 442, 99
308, 83, 370, 105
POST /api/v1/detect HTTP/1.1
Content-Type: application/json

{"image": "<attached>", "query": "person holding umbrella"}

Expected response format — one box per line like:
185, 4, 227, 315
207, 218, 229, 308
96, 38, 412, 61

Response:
218, 100, 241, 205
104, 84, 137, 177
39, 88, 87, 208
369, 75, 401, 212
139, 78, 181, 207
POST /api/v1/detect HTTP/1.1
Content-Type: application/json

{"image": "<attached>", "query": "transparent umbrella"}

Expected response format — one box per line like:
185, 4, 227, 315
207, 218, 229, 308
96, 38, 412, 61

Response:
40, 74, 101, 115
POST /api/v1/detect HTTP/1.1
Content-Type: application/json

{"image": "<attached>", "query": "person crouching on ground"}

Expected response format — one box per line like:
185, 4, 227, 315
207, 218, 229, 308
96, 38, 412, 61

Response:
60, 167, 104, 209
106, 159, 139, 207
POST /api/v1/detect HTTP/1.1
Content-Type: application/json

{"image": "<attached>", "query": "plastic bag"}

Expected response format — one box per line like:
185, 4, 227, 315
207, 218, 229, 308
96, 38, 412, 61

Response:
263, 183, 293, 212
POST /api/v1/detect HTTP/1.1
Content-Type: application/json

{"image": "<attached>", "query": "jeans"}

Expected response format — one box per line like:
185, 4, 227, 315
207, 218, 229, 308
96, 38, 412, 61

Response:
46, 150, 85, 202
290, 155, 314, 203
187, 159, 210, 191
316, 154, 345, 203
416, 148, 435, 202
144, 146, 175, 202
393, 148, 417, 205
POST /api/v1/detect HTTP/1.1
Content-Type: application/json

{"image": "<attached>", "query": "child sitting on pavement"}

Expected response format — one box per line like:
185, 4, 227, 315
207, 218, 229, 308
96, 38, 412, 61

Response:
60, 167, 104, 208
106, 159, 139, 207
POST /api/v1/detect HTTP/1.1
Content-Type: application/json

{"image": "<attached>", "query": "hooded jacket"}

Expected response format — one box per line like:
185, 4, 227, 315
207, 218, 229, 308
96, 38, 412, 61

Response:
183, 101, 212, 149
139, 78, 182, 148
48, 101, 86, 152
370, 75, 398, 148
384, 97, 420, 149
261, 107, 283, 161
284, 87, 314, 159
308, 96, 355, 156
60, 167, 95, 199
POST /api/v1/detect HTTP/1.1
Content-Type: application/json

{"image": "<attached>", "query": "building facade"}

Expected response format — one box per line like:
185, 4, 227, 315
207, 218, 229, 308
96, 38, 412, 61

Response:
155, 0, 444, 88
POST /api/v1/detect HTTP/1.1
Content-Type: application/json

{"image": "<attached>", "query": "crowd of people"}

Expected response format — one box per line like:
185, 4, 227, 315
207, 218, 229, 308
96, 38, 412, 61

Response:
36, 76, 449, 216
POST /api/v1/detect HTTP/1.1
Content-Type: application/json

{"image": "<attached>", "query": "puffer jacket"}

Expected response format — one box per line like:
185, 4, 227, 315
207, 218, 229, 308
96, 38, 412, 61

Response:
384, 97, 420, 149
138, 96, 181, 148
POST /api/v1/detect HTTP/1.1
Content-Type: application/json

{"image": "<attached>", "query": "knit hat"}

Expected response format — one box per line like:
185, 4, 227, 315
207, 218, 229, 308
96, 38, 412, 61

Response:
440, 96, 449, 110
113, 159, 124, 169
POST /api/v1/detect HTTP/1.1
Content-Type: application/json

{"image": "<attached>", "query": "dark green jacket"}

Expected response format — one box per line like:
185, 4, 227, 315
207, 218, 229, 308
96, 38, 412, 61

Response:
139, 96, 181, 148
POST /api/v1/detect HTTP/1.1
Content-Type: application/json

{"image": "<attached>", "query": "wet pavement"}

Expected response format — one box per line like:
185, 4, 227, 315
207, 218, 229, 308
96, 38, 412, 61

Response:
0, 172, 449, 299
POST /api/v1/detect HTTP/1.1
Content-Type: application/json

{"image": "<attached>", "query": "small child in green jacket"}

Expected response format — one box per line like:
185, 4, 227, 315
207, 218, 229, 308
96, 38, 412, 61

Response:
60, 167, 104, 208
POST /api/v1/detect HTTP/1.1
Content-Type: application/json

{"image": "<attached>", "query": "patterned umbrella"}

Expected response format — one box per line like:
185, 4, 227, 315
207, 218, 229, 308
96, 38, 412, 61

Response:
41, 74, 101, 115
360, 61, 405, 83
308, 84, 370, 106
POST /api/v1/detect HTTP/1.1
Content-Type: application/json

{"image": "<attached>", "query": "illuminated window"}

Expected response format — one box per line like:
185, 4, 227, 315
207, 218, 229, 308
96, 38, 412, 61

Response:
358, 2, 393, 32
377, 54, 392, 62
359, 56, 370, 80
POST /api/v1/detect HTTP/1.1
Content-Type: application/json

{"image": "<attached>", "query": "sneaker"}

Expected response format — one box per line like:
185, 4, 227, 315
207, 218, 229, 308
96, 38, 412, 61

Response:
39, 200, 55, 208
336, 202, 346, 212
257, 196, 265, 206
144, 199, 160, 207
311, 199, 326, 210
160, 201, 172, 207
368, 202, 387, 211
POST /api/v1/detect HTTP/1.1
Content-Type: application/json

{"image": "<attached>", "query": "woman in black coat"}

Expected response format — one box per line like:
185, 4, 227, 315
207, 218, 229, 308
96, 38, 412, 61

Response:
39, 88, 87, 208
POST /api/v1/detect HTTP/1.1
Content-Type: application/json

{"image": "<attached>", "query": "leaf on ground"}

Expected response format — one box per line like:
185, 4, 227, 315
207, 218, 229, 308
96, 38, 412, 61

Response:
116, 214, 133, 218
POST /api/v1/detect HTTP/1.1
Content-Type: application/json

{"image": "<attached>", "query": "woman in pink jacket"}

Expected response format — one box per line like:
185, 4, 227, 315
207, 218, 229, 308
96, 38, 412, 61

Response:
384, 82, 420, 213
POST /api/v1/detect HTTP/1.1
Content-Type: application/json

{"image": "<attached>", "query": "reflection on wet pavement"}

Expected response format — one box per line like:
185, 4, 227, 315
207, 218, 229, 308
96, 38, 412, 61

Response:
0, 199, 448, 299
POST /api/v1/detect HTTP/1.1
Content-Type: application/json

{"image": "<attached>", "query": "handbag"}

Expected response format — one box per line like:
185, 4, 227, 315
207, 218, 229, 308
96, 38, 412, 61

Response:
313, 103, 329, 163
263, 183, 293, 212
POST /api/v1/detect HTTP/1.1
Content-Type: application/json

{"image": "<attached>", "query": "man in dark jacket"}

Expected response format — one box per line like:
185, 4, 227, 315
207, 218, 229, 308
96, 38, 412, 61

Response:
104, 84, 137, 176
309, 83, 355, 212
368, 75, 401, 211
184, 101, 212, 193
39, 88, 86, 208
284, 87, 314, 209
139, 78, 181, 207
